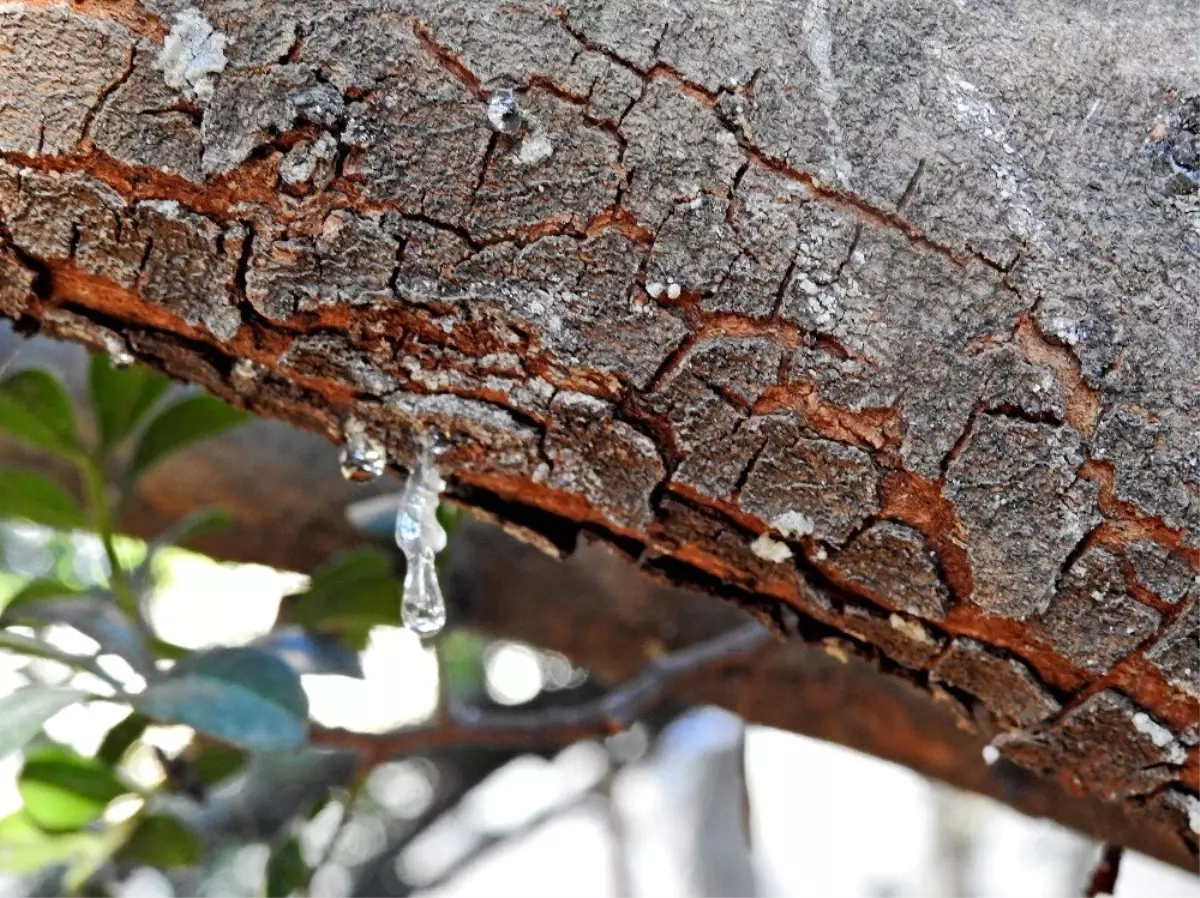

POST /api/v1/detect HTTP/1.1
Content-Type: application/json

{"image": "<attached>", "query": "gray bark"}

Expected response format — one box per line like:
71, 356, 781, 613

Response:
0, 0, 1196, 864
0, 324, 1191, 867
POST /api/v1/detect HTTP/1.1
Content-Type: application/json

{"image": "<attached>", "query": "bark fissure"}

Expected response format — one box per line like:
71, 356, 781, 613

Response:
2, 0, 1196, 854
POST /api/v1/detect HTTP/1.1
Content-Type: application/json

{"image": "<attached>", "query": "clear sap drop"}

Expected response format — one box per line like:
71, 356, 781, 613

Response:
486, 88, 521, 134
339, 418, 386, 482
396, 511, 422, 545
396, 440, 448, 637
402, 549, 447, 636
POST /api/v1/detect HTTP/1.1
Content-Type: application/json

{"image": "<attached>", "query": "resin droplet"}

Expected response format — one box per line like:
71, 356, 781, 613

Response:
100, 334, 134, 369
395, 439, 448, 637
403, 548, 446, 636
486, 88, 521, 134
339, 418, 386, 482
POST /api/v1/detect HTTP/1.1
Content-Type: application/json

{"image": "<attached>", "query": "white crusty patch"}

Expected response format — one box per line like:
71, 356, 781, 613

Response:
751, 532, 793, 563
1131, 710, 1187, 764
517, 131, 554, 166
156, 9, 227, 103
888, 613, 933, 644
1171, 792, 1200, 835
1185, 794, 1200, 836
772, 510, 815, 539
1131, 711, 1174, 748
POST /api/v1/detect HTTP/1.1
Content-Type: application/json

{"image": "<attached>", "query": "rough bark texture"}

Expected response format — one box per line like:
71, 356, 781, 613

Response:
0, 0, 1197, 864
1, 327, 1196, 868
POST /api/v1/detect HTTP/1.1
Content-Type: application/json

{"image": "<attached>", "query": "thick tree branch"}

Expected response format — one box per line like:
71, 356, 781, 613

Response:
2, 0, 1197, 868
1, 329, 1196, 870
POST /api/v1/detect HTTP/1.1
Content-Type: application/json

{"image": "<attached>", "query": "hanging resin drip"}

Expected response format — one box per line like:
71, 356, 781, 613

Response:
339, 417, 386, 482
395, 438, 448, 636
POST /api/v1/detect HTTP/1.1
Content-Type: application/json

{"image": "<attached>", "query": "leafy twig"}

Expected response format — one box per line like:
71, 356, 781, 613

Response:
312, 623, 771, 765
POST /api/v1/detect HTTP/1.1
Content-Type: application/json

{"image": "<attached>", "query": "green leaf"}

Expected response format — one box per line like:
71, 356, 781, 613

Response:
0, 470, 89, 531
61, 809, 139, 893
0, 687, 89, 759
0, 571, 24, 605
435, 504, 462, 578
1, 795, 136, 892
438, 630, 487, 702
436, 503, 464, 539
129, 393, 250, 480
0, 810, 103, 874
88, 353, 172, 457
152, 507, 236, 550
133, 647, 308, 753
97, 713, 150, 766
149, 637, 191, 661
266, 835, 309, 897
0, 370, 81, 458
117, 813, 201, 869
289, 548, 401, 648
0, 577, 85, 616
257, 628, 363, 677
18, 745, 129, 832
190, 743, 247, 785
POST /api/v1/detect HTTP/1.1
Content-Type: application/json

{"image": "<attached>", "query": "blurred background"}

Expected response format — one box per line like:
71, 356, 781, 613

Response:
1, 527, 1197, 897
0, 323, 1197, 898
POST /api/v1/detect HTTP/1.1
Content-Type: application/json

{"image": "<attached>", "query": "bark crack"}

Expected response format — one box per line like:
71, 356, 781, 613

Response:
80, 43, 138, 142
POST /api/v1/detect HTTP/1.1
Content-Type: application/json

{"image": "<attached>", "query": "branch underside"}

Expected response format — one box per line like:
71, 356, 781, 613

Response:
0, 0, 1196, 864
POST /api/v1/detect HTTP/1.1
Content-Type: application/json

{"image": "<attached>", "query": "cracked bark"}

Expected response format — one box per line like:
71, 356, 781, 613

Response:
1, 0, 1197, 869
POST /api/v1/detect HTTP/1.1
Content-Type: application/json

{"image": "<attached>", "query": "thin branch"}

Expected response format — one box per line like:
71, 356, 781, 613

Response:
312, 623, 771, 766
412, 789, 597, 892
597, 766, 633, 897
0, 629, 125, 691
0, 341, 23, 379
433, 636, 451, 724
80, 461, 152, 647
1084, 844, 1123, 897
300, 782, 360, 897
349, 752, 516, 897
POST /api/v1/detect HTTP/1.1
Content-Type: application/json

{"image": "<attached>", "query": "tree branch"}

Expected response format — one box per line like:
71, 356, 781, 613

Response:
349, 751, 520, 897
1084, 844, 1124, 898
311, 623, 771, 765
411, 789, 599, 892
2, 332, 1196, 871
0, 629, 125, 692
